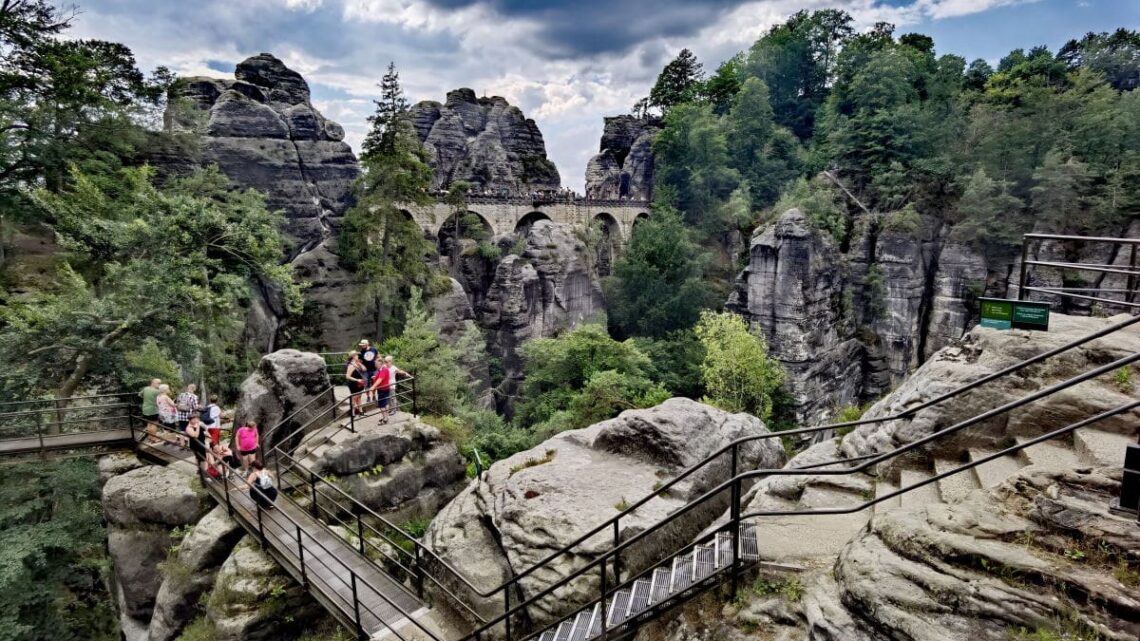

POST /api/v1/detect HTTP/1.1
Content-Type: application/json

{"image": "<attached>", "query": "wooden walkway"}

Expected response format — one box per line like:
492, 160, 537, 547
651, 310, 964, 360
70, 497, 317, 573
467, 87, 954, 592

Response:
136, 437, 432, 640
0, 428, 134, 456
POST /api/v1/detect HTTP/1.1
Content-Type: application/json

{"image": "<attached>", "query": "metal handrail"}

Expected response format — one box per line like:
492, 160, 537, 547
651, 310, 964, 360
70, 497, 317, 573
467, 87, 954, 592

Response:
256, 312, 1140, 614
138, 419, 445, 641
1019, 233, 1140, 307
0, 391, 133, 409
459, 350, 1140, 640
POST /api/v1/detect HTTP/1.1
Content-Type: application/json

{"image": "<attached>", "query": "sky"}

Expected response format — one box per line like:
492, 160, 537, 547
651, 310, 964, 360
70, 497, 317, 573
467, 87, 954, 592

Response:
70, 0, 1138, 192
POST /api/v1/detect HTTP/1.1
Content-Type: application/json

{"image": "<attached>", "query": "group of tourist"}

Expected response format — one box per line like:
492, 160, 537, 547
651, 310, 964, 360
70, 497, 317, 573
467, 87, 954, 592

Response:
345, 339, 409, 423
137, 379, 277, 509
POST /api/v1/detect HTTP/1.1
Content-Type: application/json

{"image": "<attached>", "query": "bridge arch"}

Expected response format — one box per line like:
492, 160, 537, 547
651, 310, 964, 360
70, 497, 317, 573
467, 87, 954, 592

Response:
438, 210, 494, 257
514, 211, 551, 236
593, 212, 622, 277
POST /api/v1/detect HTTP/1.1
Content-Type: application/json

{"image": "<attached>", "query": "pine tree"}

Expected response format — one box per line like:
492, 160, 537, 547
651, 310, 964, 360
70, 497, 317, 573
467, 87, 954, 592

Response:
648, 49, 704, 110
361, 62, 409, 160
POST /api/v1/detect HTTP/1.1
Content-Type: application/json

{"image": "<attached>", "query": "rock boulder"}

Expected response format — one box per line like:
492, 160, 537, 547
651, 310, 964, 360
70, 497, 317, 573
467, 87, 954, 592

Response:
424, 398, 785, 630
584, 115, 660, 201
236, 349, 334, 451
410, 89, 560, 192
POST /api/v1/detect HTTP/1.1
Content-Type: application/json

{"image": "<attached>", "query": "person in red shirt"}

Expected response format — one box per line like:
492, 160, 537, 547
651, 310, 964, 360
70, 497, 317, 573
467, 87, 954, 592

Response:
368, 366, 391, 425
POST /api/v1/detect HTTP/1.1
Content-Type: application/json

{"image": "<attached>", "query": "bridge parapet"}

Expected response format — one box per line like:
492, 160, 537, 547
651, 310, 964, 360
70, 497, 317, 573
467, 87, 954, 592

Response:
405, 197, 651, 242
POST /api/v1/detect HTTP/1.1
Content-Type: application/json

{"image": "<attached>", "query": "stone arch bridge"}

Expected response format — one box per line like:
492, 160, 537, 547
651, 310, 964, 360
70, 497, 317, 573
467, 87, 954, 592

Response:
405, 195, 651, 244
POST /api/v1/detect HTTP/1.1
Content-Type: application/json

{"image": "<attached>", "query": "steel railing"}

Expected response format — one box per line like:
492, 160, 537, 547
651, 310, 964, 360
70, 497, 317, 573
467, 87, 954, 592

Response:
135, 420, 445, 641
1019, 233, 1140, 309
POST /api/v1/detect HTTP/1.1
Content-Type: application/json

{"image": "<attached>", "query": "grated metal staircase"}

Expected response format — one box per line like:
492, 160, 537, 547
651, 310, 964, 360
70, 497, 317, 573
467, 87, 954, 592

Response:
536, 526, 759, 641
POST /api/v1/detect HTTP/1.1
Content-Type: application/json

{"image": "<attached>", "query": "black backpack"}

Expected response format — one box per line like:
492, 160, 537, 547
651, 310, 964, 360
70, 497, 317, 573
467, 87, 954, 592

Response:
199, 404, 216, 423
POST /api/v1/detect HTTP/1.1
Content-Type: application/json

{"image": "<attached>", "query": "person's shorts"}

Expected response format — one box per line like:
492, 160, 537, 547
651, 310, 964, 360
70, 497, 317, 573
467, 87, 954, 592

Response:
239, 448, 258, 456
143, 413, 159, 422
377, 388, 390, 408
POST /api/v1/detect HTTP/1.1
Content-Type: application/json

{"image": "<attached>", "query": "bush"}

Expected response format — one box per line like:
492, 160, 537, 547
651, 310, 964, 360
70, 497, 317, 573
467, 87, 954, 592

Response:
695, 311, 785, 421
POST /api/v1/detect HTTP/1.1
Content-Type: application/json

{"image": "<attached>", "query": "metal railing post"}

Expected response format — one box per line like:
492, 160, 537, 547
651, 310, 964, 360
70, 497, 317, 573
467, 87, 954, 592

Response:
350, 402, 356, 433
1128, 243, 1138, 304
414, 545, 425, 599
730, 477, 741, 595
730, 442, 737, 479
351, 573, 363, 638
612, 520, 621, 583
503, 585, 512, 641
357, 513, 366, 554
1018, 238, 1030, 301
310, 472, 320, 518
35, 410, 44, 455
412, 374, 418, 416
297, 525, 307, 586
599, 556, 609, 641
256, 502, 267, 549
223, 468, 233, 515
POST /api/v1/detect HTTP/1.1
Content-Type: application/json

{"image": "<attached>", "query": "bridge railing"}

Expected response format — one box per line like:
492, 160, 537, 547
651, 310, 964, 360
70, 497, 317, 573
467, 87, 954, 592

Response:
1018, 233, 1140, 311
428, 194, 650, 208
0, 392, 136, 453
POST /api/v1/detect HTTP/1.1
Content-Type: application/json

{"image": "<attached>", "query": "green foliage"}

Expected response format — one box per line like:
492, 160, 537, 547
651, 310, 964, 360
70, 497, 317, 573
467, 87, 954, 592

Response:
401, 516, 431, 538
604, 207, 716, 339
614, 497, 631, 511
654, 103, 740, 236
767, 177, 847, 243
1112, 366, 1134, 393
175, 617, 217, 641
948, 168, 1026, 260
880, 204, 922, 234
379, 288, 484, 416
0, 165, 297, 399
340, 62, 440, 343
695, 311, 785, 421
726, 77, 803, 209
0, 459, 118, 641
648, 48, 704, 111
864, 264, 887, 320
630, 330, 706, 399
515, 324, 661, 433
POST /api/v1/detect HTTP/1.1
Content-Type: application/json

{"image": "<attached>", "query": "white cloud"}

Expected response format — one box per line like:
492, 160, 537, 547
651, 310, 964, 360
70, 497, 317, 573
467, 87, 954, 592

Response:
282, 0, 325, 10
915, 0, 1038, 20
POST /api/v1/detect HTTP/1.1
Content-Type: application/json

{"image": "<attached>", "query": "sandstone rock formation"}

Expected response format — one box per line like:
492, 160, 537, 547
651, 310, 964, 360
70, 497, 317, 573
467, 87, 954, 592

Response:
158, 53, 367, 351
235, 349, 333, 451
478, 221, 606, 411
424, 398, 786, 630
584, 115, 661, 201
311, 417, 469, 521
411, 89, 560, 192
431, 277, 495, 408
729, 208, 990, 424
103, 464, 210, 640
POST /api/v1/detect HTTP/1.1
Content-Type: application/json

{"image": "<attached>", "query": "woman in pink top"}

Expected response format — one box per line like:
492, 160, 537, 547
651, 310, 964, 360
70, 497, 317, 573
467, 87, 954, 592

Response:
235, 420, 259, 470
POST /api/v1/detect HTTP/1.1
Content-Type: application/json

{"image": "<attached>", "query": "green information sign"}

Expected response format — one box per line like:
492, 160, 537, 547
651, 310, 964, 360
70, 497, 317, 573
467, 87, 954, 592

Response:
980, 299, 1013, 330
979, 298, 1051, 331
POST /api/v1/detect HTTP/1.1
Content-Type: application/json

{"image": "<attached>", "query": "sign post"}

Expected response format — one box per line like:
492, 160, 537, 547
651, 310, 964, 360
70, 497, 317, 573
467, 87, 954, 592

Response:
979, 298, 1050, 331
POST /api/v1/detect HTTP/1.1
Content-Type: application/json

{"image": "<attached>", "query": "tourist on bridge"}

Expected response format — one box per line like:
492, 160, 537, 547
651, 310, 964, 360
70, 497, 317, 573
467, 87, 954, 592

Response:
156, 384, 179, 441
201, 394, 222, 445
248, 461, 278, 509
175, 383, 200, 431
236, 420, 260, 469
345, 352, 368, 414
139, 378, 161, 426
210, 440, 238, 470
357, 339, 379, 402
382, 355, 409, 417
184, 415, 210, 477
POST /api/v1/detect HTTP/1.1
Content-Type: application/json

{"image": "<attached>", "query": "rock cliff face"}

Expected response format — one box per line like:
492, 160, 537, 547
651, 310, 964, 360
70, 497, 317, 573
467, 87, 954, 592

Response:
410, 89, 560, 192
730, 209, 990, 424
584, 115, 661, 201
160, 53, 368, 350
476, 221, 606, 411
235, 349, 334, 450
424, 398, 785, 632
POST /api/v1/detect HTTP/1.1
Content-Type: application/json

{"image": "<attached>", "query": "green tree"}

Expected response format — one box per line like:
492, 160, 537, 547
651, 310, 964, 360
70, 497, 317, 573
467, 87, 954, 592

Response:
1057, 29, 1140, 91
379, 287, 472, 416
743, 9, 854, 139
948, 168, 1026, 260
340, 62, 438, 341
604, 207, 715, 339
515, 324, 659, 430
694, 311, 785, 421
1030, 148, 1092, 231
703, 54, 743, 115
0, 165, 297, 399
726, 76, 802, 208
0, 459, 117, 641
653, 103, 739, 233
648, 48, 704, 111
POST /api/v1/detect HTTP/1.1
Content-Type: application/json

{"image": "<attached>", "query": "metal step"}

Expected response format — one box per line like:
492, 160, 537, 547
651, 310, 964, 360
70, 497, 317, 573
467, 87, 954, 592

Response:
693, 544, 715, 581
716, 531, 733, 568
628, 580, 651, 617
741, 522, 759, 561
569, 608, 592, 641
671, 555, 693, 592
553, 620, 573, 641
539, 629, 556, 641
586, 603, 602, 640
607, 590, 631, 626
650, 567, 671, 604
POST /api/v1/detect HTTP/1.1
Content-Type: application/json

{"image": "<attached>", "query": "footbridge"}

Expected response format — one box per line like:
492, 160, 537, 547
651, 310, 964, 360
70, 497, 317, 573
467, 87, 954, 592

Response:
406, 196, 651, 243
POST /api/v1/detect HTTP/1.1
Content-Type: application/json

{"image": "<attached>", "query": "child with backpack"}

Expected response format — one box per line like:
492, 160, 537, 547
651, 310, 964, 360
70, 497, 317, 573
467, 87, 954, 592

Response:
200, 395, 222, 445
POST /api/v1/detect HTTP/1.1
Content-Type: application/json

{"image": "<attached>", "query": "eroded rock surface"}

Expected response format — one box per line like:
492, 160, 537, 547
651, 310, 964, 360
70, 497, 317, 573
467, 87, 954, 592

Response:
425, 398, 785, 630
479, 220, 605, 411
236, 349, 333, 451
584, 115, 661, 201
411, 88, 560, 192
